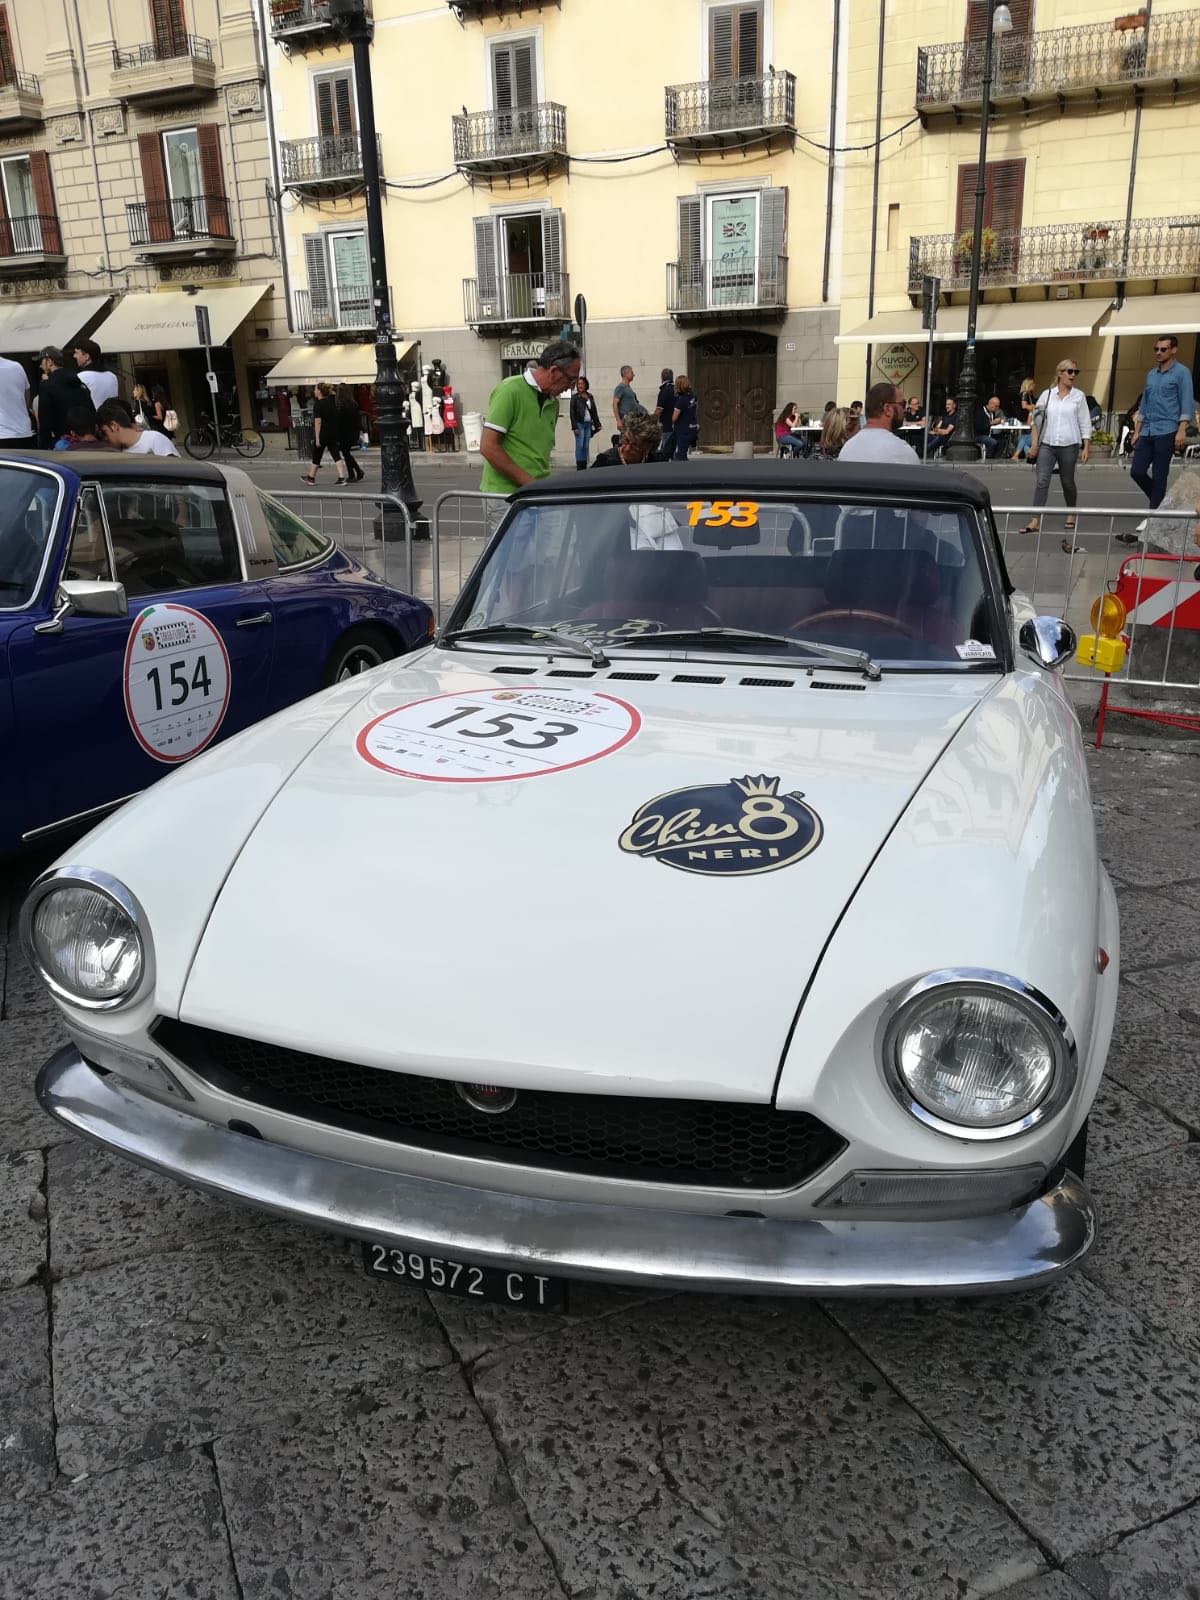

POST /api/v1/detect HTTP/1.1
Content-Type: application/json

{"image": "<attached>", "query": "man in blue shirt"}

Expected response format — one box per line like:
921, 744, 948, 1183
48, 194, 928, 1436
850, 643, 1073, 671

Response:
1131, 333, 1195, 509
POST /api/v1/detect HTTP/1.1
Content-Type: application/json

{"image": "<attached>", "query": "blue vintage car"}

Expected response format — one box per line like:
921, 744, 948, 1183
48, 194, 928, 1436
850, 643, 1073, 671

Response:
0, 452, 432, 852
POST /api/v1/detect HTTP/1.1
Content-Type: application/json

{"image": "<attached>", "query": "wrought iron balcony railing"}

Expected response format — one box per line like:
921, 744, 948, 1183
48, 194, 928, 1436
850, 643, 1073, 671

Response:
463, 272, 571, 325
0, 70, 40, 95
128, 196, 232, 247
112, 34, 213, 70
665, 70, 796, 142
280, 133, 379, 186
295, 284, 392, 333
908, 214, 1200, 293
916, 9, 1200, 109
0, 212, 63, 258
452, 1, 562, 16
452, 103, 567, 168
667, 255, 788, 316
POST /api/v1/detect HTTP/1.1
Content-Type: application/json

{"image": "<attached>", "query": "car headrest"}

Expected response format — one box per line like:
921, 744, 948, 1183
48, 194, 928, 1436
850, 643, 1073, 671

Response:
611, 549, 708, 605
824, 549, 940, 611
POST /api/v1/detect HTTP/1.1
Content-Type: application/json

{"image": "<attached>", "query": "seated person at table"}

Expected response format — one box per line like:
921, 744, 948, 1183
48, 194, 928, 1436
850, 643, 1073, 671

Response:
774, 402, 807, 456
928, 396, 958, 455
981, 395, 1009, 459
903, 396, 925, 425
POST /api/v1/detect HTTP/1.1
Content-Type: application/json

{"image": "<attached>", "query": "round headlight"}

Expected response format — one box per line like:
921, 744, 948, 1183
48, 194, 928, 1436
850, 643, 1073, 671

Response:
24, 873, 146, 1009
883, 973, 1075, 1139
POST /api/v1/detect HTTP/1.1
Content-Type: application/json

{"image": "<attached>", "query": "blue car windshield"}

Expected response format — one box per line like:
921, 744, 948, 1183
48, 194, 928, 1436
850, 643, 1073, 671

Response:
452, 496, 999, 667
0, 465, 62, 609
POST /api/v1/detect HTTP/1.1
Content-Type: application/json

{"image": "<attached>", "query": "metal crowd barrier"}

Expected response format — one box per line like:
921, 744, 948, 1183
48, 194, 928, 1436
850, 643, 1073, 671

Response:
430, 489, 508, 621
271, 490, 420, 601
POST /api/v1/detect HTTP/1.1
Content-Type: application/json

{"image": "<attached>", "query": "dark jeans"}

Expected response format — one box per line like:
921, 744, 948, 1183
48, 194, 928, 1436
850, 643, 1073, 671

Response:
660, 428, 675, 459
1032, 443, 1080, 509
673, 427, 696, 461
1131, 432, 1177, 509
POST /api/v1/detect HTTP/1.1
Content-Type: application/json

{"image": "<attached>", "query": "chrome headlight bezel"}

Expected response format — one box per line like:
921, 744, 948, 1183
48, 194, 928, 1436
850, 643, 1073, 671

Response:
19, 866, 153, 1012
880, 969, 1078, 1141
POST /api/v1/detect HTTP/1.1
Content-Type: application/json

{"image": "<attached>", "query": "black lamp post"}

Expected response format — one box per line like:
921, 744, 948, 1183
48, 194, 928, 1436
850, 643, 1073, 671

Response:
327, 0, 422, 537
944, 0, 1013, 463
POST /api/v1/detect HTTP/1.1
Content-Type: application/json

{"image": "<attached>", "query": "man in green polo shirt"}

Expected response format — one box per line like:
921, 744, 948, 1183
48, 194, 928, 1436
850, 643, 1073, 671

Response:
479, 340, 581, 495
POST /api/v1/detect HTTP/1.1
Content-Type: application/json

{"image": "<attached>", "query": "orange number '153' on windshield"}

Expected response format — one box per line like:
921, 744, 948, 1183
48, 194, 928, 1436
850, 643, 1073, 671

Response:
685, 501, 759, 528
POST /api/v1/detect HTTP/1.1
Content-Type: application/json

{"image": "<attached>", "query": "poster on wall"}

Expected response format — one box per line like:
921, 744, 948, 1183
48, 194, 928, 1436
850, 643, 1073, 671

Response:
876, 343, 920, 386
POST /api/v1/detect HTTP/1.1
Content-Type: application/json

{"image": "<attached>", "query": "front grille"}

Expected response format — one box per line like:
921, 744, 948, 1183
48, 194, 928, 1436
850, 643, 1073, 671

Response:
155, 1021, 845, 1190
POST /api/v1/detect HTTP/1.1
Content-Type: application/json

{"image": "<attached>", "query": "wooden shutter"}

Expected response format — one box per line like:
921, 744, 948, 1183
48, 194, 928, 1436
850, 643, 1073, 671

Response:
317, 72, 354, 137
304, 233, 331, 322
0, 7, 15, 86
137, 131, 171, 243
151, 0, 188, 56
541, 208, 565, 316
709, 3, 763, 78
28, 152, 58, 253
473, 215, 499, 307
760, 187, 787, 301
492, 41, 535, 109
955, 158, 1025, 232
967, 0, 1031, 39
195, 124, 229, 235
676, 195, 703, 309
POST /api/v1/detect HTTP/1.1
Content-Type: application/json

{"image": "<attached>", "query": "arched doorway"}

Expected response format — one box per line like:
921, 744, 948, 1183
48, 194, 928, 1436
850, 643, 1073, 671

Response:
689, 331, 777, 451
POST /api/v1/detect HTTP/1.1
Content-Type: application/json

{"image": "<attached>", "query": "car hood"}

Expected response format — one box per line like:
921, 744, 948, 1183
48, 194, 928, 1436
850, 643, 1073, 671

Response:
179, 653, 997, 1102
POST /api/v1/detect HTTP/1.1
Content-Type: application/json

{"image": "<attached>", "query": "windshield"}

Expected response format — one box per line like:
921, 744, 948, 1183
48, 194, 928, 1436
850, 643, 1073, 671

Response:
448, 495, 1001, 667
0, 464, 62, 609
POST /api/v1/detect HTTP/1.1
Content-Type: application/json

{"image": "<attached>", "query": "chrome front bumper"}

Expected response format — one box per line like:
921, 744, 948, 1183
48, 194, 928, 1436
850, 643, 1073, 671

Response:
38, 1049, 1097, 1297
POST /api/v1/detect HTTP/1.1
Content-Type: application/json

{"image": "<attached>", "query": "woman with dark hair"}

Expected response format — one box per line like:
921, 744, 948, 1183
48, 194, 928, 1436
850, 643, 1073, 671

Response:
671, 374, 699, 461
569, 375, 601, 470
774, 402, 807, 457
336, 383, 365, 482
301, 382, 347, 486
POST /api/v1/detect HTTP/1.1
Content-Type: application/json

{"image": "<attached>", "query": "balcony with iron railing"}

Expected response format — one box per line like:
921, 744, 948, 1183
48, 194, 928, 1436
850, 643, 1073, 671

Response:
110, 33, 217, 103
0, 212, 65, 273
667, 255, 789, 322
452, 103, 568, 178
268, 0, 369, 45
907, 215, 1200, 295
665, 70, 796, 152
127, 195, 234, 254
463, 272, 571, 329
280, 133, 381, 189
451, 1, 563, 17
295, 283, 393, 336
0, 69, 43, 129
916, 9, 1200, 114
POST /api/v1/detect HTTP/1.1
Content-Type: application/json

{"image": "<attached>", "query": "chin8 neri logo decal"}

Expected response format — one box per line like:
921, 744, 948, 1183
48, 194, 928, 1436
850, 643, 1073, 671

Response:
618, 775, 823, 877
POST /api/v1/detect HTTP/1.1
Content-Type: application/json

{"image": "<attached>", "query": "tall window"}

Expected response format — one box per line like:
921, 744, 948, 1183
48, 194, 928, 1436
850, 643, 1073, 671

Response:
955, 158, 1025, 274
137, 126, 229, 242
315, 70, 355, 138
0, 6, 16, 86
708, 2, 763, 78
676, 187, 786, 309
471, 210, 566, 320
150, 0, 189, 57
489, 38, 537, 145
304, 229, 372, 329
0, 153, 57, 254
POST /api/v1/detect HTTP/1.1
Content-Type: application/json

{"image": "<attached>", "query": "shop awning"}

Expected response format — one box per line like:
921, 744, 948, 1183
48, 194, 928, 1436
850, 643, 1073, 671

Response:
263, 340, 415, 386
836, 298, 1113, 346
0, 294, 111, 355
91, 284, 269, 354
1100, 293, 1200, 337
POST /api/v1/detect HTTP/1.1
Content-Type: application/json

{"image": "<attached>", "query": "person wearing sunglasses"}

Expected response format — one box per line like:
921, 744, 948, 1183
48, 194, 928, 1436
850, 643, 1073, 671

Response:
1018, 358, 1091, 538
1128, 334, 1195, 514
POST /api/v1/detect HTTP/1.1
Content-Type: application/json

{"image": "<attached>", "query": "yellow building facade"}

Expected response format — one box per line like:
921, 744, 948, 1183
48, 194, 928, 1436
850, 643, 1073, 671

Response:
263, 0, 849, 448
0, 0, 290, 430
835, 0, 1200, 428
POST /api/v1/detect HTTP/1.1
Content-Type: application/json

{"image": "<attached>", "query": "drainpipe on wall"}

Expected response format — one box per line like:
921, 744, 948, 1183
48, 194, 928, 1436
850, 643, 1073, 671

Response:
822, 0, 841, 305
864, 0, 887, 395
68, 0, 112, 277
255, 0, 294, 334
1105, 1, 1152, 424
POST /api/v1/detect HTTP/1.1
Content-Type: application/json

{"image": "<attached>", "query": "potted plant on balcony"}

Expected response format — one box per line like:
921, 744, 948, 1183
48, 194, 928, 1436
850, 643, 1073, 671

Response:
955, 226, 999, 273
1079, 224, 1112, 273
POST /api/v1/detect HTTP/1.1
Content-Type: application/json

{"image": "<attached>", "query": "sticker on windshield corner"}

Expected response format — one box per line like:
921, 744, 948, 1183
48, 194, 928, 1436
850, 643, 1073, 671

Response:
619, 774, 823, 877
357, 687, 641, 783
955, 640, 997, 661
122, 603, 231, 764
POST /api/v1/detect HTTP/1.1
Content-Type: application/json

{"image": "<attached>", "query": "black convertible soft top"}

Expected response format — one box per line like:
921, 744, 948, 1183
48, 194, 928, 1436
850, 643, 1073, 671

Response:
511, 457, 993, 513
0, 449, 227, 484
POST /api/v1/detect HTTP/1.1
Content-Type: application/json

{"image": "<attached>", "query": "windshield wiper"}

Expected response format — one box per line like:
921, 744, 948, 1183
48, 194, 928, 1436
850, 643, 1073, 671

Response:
614, 627, 881, 681
441, 622, 610, 669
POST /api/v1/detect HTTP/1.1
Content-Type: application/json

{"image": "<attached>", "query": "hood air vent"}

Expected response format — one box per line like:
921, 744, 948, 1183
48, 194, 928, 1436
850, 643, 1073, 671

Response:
810, 680, 867, 691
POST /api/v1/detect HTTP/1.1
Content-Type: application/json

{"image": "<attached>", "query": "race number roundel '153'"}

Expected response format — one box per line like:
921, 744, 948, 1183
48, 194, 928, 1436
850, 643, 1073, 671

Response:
123, 603, 232, 764
357, 687, 641, 783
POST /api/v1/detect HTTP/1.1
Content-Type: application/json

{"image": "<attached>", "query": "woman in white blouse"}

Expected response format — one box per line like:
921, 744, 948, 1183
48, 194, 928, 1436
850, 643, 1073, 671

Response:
1019, 357, 1091, 536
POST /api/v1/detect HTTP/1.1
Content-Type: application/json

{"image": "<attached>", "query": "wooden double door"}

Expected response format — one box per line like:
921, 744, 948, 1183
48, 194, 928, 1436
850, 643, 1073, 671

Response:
689, 332, 777, 451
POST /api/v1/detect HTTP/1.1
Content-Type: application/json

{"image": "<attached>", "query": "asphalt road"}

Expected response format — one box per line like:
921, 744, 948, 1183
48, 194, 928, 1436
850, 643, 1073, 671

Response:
3, 742, 1200, 1597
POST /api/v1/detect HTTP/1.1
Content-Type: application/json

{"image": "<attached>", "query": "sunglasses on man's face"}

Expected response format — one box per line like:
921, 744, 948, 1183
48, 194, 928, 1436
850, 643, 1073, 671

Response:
1155, 346, 1172, 354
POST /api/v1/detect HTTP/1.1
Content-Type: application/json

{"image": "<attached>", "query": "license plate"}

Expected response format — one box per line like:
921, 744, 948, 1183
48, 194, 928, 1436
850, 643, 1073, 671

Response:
360, 1242, 568, 1313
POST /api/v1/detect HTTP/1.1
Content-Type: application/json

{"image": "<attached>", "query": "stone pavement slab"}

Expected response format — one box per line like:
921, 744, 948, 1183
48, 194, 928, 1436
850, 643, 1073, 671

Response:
0, 1011, 70, 1157
1063, 1497, 1200, 1598
53, 1239, 451, 1477
213, 1368, 562, 1600
1113, 885, 1200, 972
0, 1449, 237, 1600
473, 1297, 1040, 1600
431, 1277, 672, 1366
1119, 956, 1200, 1017
1102, 981, 1200, 1134
0, 1150, 43, 1291
996, 1578, 1093, 1600
1084, 1078, 1186, 1172
827, 1275, 1200, 1563
0, 1286, 55, 1505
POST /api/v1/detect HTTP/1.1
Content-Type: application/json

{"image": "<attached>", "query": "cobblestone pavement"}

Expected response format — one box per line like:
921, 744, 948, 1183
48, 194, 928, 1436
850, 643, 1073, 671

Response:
2, 743, 1199, 1599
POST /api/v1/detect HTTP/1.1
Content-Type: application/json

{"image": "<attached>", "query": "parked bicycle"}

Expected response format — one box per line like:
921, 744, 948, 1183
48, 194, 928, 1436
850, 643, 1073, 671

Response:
182, 420, 265, 460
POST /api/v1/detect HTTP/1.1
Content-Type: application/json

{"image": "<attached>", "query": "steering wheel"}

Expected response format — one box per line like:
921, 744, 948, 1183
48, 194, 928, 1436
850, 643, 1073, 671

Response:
794, 608, 917, 638
120, 557, 199, 595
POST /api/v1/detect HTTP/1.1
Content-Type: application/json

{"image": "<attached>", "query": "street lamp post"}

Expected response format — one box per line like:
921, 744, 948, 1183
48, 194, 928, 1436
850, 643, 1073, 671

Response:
944, 0, 1013, 463
328, 0, 423, 538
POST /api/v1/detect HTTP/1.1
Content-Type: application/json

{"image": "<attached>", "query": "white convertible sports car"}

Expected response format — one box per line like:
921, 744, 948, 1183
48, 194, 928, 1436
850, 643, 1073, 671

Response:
25, 462, 1117, 1308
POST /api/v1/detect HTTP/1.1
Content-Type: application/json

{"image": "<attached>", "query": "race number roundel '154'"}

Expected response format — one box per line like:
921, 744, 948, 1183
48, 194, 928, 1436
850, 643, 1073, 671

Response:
123, 603, 232, 764
357, 687, 641, 783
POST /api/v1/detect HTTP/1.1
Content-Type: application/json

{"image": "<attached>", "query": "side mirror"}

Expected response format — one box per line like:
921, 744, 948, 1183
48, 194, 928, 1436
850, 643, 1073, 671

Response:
34, 579, 128, 636
1019, 615, 1076, 670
